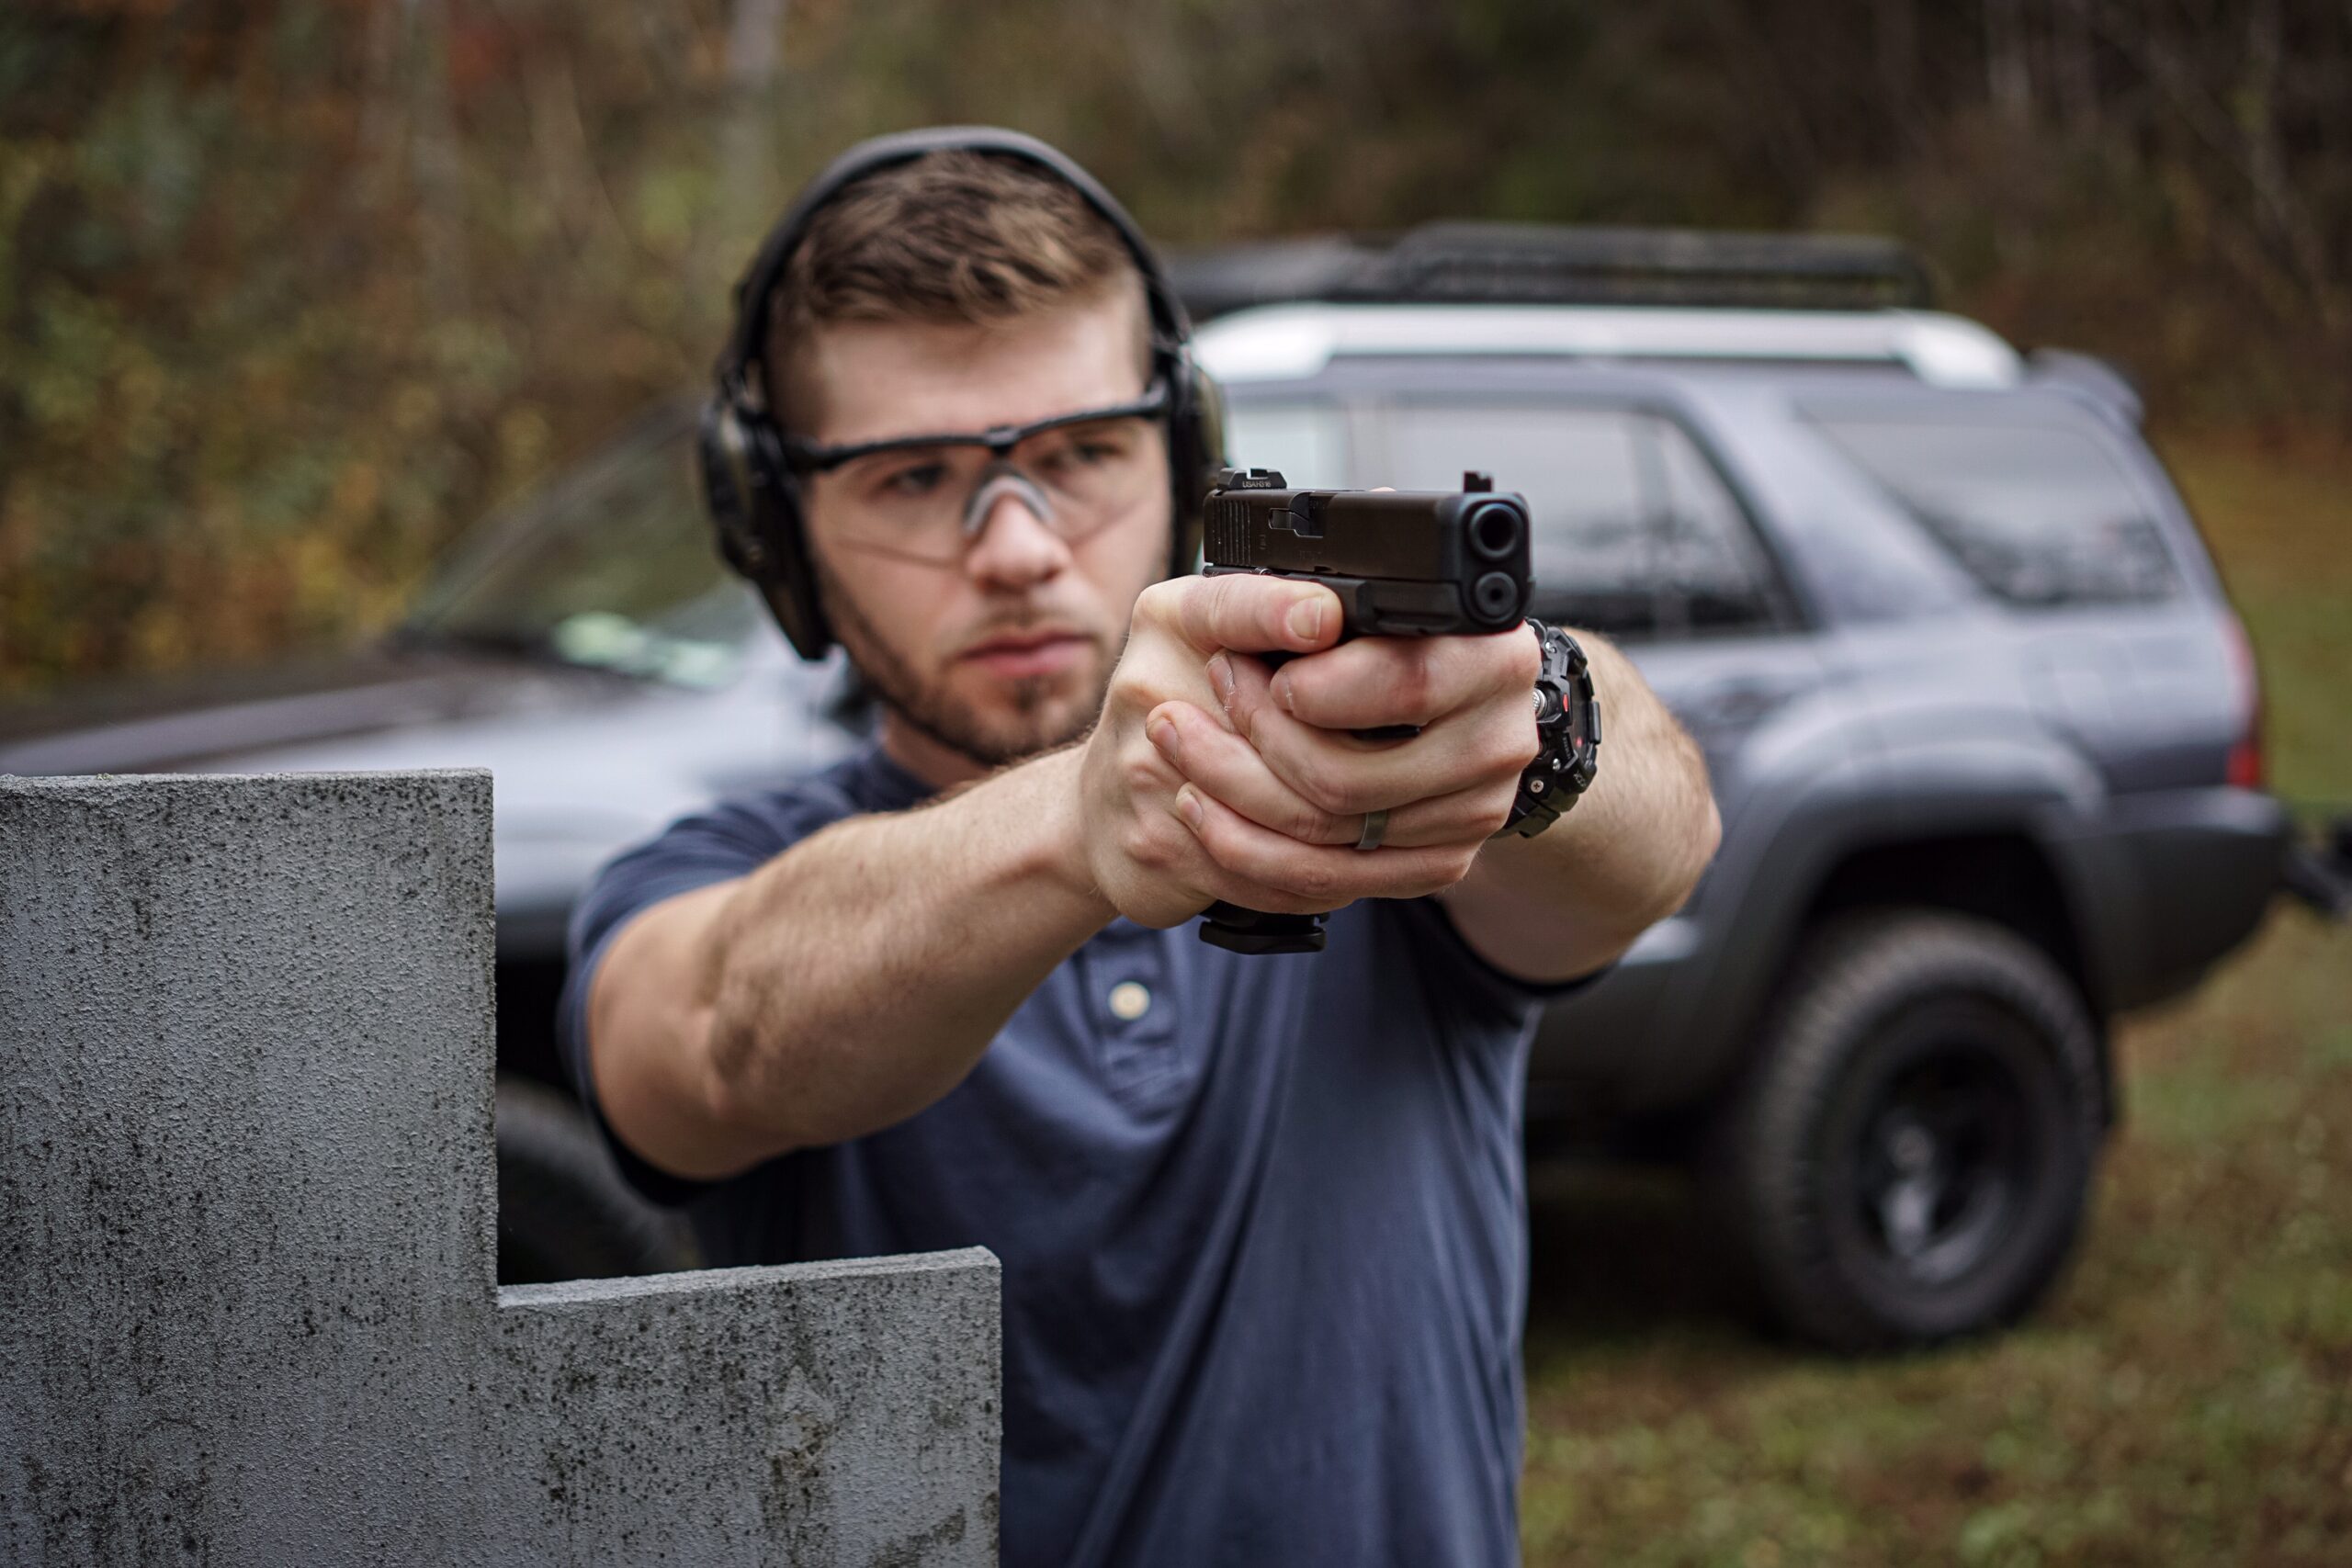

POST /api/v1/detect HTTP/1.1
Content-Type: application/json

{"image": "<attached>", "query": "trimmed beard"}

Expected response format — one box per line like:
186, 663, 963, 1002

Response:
812, 554, 1110, 769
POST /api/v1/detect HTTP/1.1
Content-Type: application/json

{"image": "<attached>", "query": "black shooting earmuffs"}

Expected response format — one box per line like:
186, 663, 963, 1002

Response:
699, 125, 1227, 660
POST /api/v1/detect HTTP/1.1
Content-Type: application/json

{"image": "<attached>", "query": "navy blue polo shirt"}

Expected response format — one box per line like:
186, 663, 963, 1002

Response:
559, 744, 1581, 1568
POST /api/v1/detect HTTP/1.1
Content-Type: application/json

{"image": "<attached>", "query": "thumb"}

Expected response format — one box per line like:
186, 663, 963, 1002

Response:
1173, 572, 1342, 656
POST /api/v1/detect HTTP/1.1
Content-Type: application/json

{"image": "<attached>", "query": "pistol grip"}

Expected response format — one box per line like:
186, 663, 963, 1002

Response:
1198, 901, 1328, 955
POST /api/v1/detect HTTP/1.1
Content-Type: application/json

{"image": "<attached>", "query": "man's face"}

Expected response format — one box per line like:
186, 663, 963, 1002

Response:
797, 286, 1171, 775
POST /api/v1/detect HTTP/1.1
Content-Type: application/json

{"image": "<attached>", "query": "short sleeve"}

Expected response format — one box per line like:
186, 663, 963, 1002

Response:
555, 784, 864, 1206
1386, 896, 1613, 1029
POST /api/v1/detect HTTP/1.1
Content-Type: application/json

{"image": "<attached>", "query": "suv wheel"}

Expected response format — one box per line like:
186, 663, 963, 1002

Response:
1704, 909, 2103, 1351
495, 1076, 699, 1285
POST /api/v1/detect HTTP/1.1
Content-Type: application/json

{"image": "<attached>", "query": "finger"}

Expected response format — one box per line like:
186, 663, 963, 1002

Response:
1212, 643, 1287, 743
1176, 784, 1481, 905
1270, 628, 1538, 732
1144, 573, 1342, 658
1203, 649, 1273, 735
1149, 701, 1515, 848
1112, 740, 1340, 919
1152, 788, 1352, 917
1240, 693, 1538, 819
1102, 592, 1258, 729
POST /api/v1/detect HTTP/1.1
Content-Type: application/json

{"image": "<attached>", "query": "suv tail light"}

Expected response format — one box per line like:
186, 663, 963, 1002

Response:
2222, 612, 2265, 790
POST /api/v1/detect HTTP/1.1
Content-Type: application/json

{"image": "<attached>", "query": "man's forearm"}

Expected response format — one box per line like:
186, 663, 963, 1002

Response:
1441, 631, 1721, 981
592, 745, 1111, 1178
700, 744, 1109, 1149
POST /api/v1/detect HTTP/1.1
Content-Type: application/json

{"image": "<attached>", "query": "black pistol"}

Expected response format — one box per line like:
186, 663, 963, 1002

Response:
1195, 467, 1534, 955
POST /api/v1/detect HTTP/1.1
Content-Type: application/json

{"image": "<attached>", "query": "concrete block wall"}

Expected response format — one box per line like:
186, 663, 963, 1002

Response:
0, 771, 997, 1565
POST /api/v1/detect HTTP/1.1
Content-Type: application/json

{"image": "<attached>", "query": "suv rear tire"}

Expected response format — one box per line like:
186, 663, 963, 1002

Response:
1704, 910, 2103, 1351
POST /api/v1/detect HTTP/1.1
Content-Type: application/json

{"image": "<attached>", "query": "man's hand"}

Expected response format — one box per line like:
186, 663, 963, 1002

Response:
1145, 615, 1716, 982
1078, 573, 1331, 926
1106, 588, 1543, 918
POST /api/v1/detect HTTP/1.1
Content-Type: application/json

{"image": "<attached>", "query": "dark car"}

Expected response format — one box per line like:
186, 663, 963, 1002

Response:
6, 229, 2341, 1347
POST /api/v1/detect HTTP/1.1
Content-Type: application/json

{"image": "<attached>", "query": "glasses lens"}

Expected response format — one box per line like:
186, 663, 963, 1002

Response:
831, 446, 988, 562
829, 415, 1162, 562
1012, 417, 1160, 519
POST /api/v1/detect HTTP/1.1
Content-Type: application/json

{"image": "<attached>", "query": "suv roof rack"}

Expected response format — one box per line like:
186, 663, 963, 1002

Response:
1169, 224, 1937, 321
1191, 303, 2022, 388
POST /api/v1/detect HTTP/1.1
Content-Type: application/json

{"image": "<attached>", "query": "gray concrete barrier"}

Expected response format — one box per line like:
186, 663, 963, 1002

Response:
0, 771, 998, 1565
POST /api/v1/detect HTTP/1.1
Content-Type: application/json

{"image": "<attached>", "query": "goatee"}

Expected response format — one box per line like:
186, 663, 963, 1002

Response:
815, 559, 1107, 769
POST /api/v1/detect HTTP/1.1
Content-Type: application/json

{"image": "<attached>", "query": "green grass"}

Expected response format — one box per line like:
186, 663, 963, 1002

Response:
2164, 431, 2352, 812
1519, 429, 2352, 1567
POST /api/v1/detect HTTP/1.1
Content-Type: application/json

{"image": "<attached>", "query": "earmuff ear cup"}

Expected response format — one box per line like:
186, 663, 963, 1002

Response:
697, 400, 763, 579
697, 398, 834, 660
1166, 359, 1226, 574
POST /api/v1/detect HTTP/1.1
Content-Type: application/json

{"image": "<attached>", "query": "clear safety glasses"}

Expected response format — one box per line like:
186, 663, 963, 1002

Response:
783, 380, 1171, 565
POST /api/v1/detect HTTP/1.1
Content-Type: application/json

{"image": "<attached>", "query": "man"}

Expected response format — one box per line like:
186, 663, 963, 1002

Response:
562, 128, 1720, 1566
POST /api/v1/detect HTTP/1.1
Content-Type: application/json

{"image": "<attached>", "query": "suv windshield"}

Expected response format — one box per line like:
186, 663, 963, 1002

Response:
403, 414, 760, 686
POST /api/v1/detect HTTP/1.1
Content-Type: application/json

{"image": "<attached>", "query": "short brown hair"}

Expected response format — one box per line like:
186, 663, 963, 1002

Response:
762, 149, 1149, 433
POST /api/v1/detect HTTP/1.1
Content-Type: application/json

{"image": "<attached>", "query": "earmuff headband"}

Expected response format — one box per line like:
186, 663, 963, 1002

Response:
715, 126, 1193, 419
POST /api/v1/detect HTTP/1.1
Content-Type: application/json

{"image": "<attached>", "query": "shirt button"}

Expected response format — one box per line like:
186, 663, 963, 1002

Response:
1107, 981, 1152, 1022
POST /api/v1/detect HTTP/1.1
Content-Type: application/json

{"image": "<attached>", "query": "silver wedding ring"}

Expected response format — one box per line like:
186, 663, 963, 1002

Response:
1354, 808, 1389, 852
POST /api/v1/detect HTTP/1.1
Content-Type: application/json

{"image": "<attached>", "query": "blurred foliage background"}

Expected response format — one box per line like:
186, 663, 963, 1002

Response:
2, 0, 2347, 694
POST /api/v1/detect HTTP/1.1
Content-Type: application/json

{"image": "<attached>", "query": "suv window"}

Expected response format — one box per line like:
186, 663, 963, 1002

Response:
1380, 403, 1785, 639
1223, 400, 1350, 488
1806, 413, 2182, 606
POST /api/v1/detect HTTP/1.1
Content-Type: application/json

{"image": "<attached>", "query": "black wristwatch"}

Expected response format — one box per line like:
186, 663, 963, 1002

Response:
1495, 619, 1600, 839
